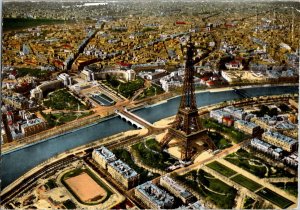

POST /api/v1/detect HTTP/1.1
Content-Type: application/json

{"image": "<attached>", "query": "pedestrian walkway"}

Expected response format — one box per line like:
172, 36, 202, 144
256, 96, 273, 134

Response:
263, 177, 297, 183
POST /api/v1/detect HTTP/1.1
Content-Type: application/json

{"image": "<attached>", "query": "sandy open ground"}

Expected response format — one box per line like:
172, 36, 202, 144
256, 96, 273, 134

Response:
65, 172, 106, 202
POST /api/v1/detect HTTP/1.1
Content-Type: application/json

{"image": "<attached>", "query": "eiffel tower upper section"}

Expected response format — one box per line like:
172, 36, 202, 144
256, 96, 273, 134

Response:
174, 40, 203, 135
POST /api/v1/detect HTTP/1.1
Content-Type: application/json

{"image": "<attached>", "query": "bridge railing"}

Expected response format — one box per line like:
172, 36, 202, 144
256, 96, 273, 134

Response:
122, 108, 152, 126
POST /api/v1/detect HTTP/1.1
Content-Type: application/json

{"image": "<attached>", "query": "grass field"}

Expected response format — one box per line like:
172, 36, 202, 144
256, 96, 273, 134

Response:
206, 161, 237, 177
202, 118, 248, 143
43, 89, 87, 111
40, 111, 92, 127
137, 85, 165, 100
231, 174, 262, 191
198, 170, 237, 209
173, 170, 237, 209
225, 149, 295, 178
105, 77, 145, 98
16, 68, 51, 79
131, 139, 177, 171
207, 131, 232, 149
256, 188, 294, 209
272, 182, 298, 197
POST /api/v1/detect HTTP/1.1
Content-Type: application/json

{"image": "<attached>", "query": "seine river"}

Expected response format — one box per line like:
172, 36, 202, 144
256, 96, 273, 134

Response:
1, 85, 298, 188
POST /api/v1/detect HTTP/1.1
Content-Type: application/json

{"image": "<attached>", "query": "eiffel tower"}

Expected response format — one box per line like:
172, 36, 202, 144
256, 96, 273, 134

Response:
160, 40, 216, 160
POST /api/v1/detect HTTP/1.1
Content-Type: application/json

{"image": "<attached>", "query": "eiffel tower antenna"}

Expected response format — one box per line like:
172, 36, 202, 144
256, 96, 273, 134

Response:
256, 3, 258, 36
292, 7, 294, 47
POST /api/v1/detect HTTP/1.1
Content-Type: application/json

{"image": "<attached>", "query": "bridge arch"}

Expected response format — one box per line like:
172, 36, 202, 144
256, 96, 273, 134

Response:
115, 109, 146, 129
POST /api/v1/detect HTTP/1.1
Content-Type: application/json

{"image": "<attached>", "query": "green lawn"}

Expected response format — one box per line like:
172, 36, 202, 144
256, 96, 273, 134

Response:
40, 111, 93, 127
173, 170, 237, 209
225, 149, 295, 178
63, 168, 83, 179
243, 197, 262, 209
272, 182, 298, 197
43, 89, 87, 111
256, 188, 294, 209
207, 132, 232, 149
225, 155, 267, 177
145, 138, 161, 151
104, 76, 145, 98
137, 85, 165, 100
202, 118, 248, 143
119, 77, 144, 98
17, 68, 51, 79
131, 139, 177, 171
231, 174, 262, 191
51, 112, 90, 123
112, 148, 159, 183
206, 161, 237, 177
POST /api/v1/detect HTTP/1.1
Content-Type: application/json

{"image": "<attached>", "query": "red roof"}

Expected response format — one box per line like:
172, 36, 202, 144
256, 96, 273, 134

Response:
24, 59, 36, 65
223, 116, 232, 121
229, 61, 240, 65
176, 21, 187, 25
201, 77, 209, 81
12, 70, 17, 76
235, 57, 244, 61
62, 44, 73, 49
206, 80, 215, 86
53, 60, 64, 67
117, 62, 131, 67
225, 23, 234, 27
21, 82, 29, 87
7, 111, 13, 116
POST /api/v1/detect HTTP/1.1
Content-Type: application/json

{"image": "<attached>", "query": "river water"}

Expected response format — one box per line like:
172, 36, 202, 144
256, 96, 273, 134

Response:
1, 85, 298, 188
